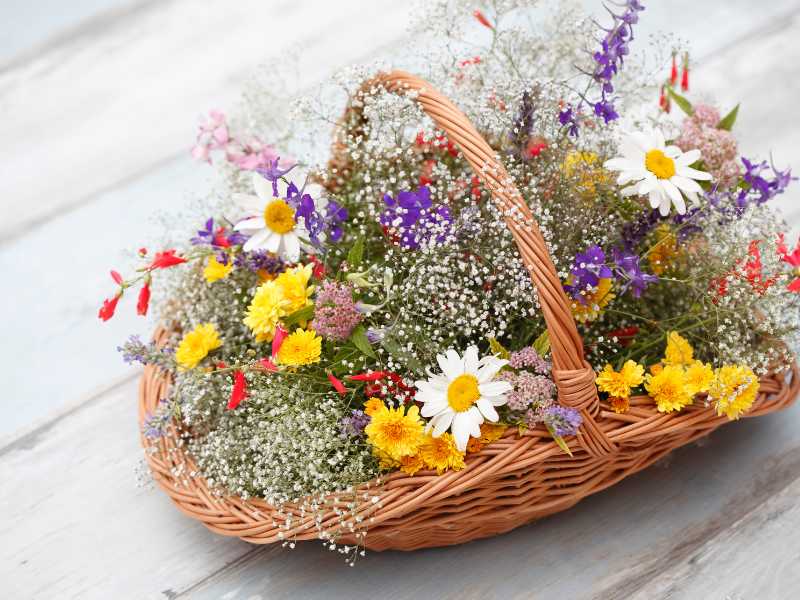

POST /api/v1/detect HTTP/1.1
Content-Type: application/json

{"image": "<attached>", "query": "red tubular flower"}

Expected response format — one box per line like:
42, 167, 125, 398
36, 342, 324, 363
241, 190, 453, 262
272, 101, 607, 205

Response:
147, 249, 187, 270
658, 85, 670, 113
777, 233, 800, 292
136, 282, 151, 316
227, 370, 247, 410
110, 270, 124, 285
258, 358, 278, 372
670, 54, 678, 86
98, 293, 121, 321
308, 255, 326, 279
473, 9, 493, 29
272, 325, 288, 358
607, 326, 639, 347
348, 371, 389, 382
213, 228, 231, 248
680, 53, 689, 91
743, 240, 777, 296
327, 373, 347, 395
138, 247, 148, 257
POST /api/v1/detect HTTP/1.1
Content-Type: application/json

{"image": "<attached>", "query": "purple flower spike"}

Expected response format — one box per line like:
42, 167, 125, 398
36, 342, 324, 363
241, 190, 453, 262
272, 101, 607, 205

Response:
544, 405, 583, 437
612, 247, 658, 298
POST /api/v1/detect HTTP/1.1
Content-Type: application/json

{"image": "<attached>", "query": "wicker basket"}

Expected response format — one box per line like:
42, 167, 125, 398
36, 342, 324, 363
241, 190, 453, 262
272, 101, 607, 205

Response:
138, 71, 800, 551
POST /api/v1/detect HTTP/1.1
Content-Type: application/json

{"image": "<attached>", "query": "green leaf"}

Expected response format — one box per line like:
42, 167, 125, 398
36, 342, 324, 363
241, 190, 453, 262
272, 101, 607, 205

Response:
488, 337, 510, 360
547, 426, 574, 457
716, 103, 739, 131
532, 330, 550, 357
667, 87, 693, 116
283, 304, 314, 327
347, 236, 364, 268
350, 324, 377, 359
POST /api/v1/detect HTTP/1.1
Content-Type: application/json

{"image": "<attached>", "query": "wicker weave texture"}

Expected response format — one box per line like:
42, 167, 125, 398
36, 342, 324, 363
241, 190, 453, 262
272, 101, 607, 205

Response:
138, 71, 800, 551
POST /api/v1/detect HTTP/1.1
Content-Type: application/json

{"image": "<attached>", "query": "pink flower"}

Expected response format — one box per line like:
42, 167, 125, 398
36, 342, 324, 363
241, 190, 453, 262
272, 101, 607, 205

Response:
271, 325, 288, 358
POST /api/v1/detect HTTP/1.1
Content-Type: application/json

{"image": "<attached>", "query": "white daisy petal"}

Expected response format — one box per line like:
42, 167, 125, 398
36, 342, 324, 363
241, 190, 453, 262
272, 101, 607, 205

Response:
242, 229, 270, 252
477, 398, 499, 422
283, 232, 301, 261
451, 413, 472, 452
420, 398, 447, 417
464, 345, 480, 373
661, 179, 686, 214
252, 171, 274, 201
671, 175, 702, 194
676, 165, 713, 181
234, 217, 264, 232
479, 380, 512, 397
431, 411, 454, 437
265, 231, 281, 253
648, 189, 662, 210
233, 193, 264, 214
675, 149, 701, 166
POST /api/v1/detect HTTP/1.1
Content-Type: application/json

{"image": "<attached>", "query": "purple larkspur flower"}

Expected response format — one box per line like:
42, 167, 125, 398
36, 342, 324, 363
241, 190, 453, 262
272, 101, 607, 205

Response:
380, 185, 453, 250
612, 247, 658, 298
735, 157, 794, 208
339, 409, 370, 439
190, 218, 248, 263
543, 405, 583, 437
562, 1, 644, 136
281, 181, 348, 248
563, 244, 613, 300
255, 156, 296, 196
311, 281, 363, 341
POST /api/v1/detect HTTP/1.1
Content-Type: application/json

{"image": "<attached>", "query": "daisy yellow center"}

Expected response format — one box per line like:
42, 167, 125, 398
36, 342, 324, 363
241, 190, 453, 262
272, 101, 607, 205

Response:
645, 149, 676, 179
263, 199, 295, 234
447, 374, 481, 412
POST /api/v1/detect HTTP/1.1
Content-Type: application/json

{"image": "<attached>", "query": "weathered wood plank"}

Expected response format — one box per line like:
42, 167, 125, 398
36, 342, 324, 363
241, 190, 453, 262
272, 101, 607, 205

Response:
0, 378, 254, 600
625, 476, 800, 599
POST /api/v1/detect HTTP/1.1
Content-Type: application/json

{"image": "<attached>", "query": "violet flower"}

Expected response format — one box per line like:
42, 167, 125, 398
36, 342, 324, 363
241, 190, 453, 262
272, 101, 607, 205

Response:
339, 409, 370, 439
255, 157, 296, 196
563, 244, 613, 300
282, 181, 348, 248
736, 157, 794, 208
544, 405, 583, 437
612, 247, 658, 298
234, 249, 286, 275
380, 185, 453, 250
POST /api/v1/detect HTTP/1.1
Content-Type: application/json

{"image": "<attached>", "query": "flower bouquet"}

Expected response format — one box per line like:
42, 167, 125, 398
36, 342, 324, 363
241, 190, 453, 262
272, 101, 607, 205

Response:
104, 1, 800, 557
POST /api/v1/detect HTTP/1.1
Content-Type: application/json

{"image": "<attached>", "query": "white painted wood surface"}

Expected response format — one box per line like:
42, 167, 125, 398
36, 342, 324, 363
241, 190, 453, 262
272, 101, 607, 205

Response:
2, 1, 800, 598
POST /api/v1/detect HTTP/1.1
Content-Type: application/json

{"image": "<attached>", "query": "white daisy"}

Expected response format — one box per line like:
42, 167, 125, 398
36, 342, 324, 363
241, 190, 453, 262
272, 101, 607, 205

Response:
415, 346, 512, 452
233, 172, 320, 261
603, 128, 712, 216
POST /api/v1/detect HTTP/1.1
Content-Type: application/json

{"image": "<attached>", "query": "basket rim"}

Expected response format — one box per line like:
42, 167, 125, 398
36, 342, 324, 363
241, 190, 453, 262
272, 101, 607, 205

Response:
139, 324, 800, 548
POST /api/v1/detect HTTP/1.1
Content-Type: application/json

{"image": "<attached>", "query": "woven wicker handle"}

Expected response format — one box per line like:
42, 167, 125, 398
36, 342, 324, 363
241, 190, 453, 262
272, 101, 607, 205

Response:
369, 71, 614, 455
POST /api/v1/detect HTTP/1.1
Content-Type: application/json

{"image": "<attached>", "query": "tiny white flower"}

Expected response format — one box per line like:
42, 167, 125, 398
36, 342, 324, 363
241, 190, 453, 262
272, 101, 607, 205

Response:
604, 128, 712, 216
415, 346, 512, 452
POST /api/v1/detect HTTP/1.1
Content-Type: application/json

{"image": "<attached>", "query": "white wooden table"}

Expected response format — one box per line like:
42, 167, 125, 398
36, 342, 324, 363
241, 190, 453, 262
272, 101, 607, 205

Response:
2, 2, 800, 598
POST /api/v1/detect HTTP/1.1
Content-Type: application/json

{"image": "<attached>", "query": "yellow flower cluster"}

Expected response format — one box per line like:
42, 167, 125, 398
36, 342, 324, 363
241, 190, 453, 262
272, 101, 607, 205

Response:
203, 256, 233, 283
647, 224, 680, 276
562, 151, 611, 197
364, 400, 469, 475
596, 360, 645, 414
276, 328, 322, 366
243, 264, 314, 342
175, 323, 222, 370
643, 331, 757, 419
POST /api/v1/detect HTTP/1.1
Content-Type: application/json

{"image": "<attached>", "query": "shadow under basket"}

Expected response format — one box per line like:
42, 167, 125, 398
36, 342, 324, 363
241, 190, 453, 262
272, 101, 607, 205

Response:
137, 70, 800, 552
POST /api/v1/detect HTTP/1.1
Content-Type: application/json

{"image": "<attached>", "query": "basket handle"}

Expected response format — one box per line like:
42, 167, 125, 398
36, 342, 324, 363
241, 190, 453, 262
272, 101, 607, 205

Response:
350, 71, 615, 456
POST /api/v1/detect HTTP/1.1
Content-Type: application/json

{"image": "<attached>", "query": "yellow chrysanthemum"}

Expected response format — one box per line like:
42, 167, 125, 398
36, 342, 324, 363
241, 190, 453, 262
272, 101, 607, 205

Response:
610, 396, 630, 414
420, 432, 466, 474
684, 360, 714, 395
570, 277, 615, 323
243, 280, 291, 342
274, 263, 314, 314
709, 365, 760, 420
276, 328, 322, 366
596, 360, 645, 398
645, 364, 693, 413
664, 331, 694, 366
202, 255, 233, 283
649, 363, 664, 376
175, 323, 222, 370
466, 422, 507, 453
647, 224, 679, 275
373, 448, 400, 471
363, 397, 385, 416
562, 151, 610, 197
399, 453, 425, 476
365, 404, 424, 461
